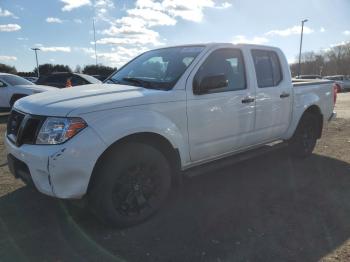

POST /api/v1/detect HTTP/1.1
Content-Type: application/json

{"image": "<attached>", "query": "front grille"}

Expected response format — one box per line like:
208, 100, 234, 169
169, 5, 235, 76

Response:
7, 110, 45, 146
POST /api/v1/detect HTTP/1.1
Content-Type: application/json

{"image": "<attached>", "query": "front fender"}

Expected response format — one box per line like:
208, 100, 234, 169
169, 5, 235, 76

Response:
80, 106, 190, 166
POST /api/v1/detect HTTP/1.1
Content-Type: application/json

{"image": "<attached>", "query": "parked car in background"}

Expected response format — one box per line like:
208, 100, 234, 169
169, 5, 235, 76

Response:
36, 72, 101, 88
23, 76, 38, 83
323, 75, 350, 92
295, 75, 322, 79
0, 73, 55, 112
6, 44, 337, 227
92, 75, 109, 81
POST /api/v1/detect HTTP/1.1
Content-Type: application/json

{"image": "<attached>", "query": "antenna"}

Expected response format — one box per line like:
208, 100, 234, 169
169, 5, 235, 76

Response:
93, 19, 98, 67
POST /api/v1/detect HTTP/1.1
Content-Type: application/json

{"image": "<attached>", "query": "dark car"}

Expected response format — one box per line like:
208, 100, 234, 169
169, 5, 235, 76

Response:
36, 72, 101, 88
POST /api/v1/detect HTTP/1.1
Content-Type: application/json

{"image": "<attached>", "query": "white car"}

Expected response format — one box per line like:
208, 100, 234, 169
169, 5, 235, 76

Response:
0, 73, 55, 112
5, 43, 337, 227
323, 75, 350, 92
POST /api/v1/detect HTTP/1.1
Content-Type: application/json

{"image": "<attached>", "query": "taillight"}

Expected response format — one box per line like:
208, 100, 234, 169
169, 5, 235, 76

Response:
333, 83, 338, 105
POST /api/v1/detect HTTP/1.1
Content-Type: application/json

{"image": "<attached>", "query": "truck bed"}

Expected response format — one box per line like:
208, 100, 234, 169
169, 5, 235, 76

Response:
292, 78, 333, 87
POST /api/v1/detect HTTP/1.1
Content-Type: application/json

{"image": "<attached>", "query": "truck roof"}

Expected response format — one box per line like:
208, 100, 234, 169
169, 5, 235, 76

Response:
152, 42, 280, 51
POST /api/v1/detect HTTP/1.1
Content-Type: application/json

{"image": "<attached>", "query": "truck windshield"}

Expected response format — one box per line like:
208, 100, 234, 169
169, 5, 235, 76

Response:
105, 46, 205, 90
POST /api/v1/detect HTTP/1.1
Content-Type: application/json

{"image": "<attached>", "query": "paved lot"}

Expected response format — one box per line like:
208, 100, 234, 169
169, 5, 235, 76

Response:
0, 93, 349, 262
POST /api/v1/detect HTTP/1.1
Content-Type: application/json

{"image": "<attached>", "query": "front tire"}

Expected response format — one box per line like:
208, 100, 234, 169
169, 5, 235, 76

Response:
288, 113, 318, 158
89, 142, 172, 227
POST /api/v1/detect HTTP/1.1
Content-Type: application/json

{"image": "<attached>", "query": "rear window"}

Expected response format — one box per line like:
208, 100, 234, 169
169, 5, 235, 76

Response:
251, 50, 283, 88
79, 74, 101, 84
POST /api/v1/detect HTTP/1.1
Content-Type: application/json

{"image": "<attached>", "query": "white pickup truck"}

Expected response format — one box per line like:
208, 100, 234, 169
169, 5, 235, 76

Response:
5, 43, 336, 227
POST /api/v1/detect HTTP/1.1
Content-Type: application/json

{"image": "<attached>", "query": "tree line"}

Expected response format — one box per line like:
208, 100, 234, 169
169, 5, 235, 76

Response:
290, 42, 350, 77
0, 63, 116, 78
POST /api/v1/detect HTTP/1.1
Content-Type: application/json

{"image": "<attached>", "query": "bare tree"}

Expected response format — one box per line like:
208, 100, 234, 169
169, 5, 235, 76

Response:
290, 42, 350, 77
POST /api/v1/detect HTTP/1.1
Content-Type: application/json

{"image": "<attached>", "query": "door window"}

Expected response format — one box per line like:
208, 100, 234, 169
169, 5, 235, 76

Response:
194, 48, 246, 93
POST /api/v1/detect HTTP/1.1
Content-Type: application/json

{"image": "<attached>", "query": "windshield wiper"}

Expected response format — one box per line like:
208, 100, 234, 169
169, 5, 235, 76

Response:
122, 77, 154, 88
105, 78, 122, 84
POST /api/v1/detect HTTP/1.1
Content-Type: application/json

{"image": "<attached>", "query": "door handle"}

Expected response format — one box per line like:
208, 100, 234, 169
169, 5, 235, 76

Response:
280, 92, 290, 98
241, 97, 255, 104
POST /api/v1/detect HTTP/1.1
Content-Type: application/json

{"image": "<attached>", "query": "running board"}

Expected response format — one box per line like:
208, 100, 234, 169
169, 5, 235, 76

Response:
184, 141, 288, 177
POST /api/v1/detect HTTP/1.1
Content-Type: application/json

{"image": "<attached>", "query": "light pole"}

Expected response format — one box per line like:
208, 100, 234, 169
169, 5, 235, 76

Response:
298, 19, 308, 77
31, 47, 40, 78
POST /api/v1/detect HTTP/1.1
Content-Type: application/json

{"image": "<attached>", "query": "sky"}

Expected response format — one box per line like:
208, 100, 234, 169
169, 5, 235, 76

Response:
0, 0, 350, 72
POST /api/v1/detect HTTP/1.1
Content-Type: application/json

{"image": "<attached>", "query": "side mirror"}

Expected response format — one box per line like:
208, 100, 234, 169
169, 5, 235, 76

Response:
0, 81, 6, 88
193, 74, 228, 95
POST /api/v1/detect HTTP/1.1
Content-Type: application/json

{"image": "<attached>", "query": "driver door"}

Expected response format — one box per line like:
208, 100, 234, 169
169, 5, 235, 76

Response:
186, 48, 256, 162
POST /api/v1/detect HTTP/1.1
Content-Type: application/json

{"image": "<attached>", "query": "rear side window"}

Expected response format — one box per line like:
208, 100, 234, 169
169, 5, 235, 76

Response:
251, 50, 283, 88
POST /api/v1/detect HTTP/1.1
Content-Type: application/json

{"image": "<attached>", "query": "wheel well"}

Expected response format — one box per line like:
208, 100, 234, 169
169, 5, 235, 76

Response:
88, 132, 182, 193
10, 94, 28, 107
302, 105, 323, 138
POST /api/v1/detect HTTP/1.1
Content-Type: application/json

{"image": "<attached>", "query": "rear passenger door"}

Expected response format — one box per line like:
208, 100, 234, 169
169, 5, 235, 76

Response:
186, 48, 256, 162
251, 49, 292, 141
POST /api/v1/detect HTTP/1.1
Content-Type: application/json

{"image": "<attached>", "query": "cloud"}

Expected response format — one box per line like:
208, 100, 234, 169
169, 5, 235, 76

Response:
40, 46, 71, 52
76, 47, 95, 55
73, 18, 83, 24
343, 30, 350, 36
46, 17, 63, 23
94, 0, 115, 23
77, 45, 147, 68
320, 27, 325, 33
134, 0, 231, 23
61, 0, 91, 11
97, 0, 232, 48
17, 37, 28, 41
232, 35, 269, 45
0, 55, 17, 62
215, 2, 232, 9
93, 0, 232, 67
0, 24, 21, 32
0, 7, 17, 18
97, 33, 163, 46
265, 25, 314, 37
330, 41, 350, 48
127, 8, 177, 26
97, 46, 149, 67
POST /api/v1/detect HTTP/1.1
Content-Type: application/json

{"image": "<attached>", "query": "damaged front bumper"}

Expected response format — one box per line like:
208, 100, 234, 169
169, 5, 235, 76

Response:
5, 127, 106, 199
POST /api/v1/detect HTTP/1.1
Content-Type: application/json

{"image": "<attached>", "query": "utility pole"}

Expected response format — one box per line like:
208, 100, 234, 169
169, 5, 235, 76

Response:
31, 47, 40, 78
298, 19, 308, 77
93, 19, 98, 67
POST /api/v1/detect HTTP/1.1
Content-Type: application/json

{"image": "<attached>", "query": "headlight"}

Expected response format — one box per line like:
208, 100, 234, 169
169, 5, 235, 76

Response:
36, 117, 87, 145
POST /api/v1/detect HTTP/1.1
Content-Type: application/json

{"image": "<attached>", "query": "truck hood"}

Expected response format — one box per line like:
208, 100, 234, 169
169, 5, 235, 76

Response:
14, 83, 183, 116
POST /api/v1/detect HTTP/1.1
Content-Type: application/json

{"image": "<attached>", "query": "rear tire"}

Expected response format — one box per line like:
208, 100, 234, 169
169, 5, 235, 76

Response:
288, 113, 318, 158
89, 142, 172, 227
